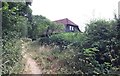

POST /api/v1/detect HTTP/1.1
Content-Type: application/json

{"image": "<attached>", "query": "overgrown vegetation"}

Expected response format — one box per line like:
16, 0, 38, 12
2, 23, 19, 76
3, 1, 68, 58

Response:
1, 2, 63, 74
29, 15, 64, 40
1, 1, 120, 75
34, 19, 120, 74
2, 2, 32, 74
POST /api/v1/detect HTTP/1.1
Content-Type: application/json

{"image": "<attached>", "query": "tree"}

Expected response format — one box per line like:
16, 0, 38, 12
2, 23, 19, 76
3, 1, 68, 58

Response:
2, 2, 32, 74
28, 15, 64, 40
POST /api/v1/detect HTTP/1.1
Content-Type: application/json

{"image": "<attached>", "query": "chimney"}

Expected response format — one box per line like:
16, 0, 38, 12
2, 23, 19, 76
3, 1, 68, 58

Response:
118, 1, 120, 18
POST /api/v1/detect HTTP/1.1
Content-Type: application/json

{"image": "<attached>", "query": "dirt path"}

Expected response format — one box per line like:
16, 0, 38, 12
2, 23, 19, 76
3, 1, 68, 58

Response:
21, 41, 42, 74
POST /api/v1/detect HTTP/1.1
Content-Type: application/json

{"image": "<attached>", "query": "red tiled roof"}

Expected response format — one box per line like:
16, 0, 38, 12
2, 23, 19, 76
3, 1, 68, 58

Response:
54, 18, 78, 27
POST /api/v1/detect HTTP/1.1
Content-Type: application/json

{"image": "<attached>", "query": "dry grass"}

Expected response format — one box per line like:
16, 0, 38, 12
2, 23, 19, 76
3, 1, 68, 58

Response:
25, 41, 69, 74
23, 38, 81, 74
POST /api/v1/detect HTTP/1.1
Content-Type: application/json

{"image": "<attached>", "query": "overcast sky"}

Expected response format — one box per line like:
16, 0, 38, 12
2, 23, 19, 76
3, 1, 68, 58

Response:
30, 0, 119, 32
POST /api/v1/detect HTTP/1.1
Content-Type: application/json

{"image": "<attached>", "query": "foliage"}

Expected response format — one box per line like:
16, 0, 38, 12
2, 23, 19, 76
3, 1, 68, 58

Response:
83, 19, 120, 74
28, 15, 64, 40
39, 32, 86, 50
38, 19, 120, 74
2, 39, 24, 74
2, 1, 120, 75
2, 2, 32, 74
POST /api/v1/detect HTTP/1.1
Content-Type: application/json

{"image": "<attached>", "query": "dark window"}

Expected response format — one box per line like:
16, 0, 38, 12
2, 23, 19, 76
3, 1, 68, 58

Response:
69, 26, 74, 31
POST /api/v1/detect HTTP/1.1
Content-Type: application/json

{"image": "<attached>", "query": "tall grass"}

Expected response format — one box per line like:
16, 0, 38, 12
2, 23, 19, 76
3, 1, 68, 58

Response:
25, 38, 83, 74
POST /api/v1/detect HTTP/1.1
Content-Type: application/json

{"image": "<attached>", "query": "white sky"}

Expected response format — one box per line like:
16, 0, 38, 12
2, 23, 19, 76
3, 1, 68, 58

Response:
30, 0, 119, 32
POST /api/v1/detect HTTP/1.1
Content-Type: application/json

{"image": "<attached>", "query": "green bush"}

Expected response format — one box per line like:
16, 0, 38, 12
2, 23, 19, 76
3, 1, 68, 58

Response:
39, 32, 85, 49
2, 2, 32, 74
38, 19, 120, 74
2, 39, 23, 74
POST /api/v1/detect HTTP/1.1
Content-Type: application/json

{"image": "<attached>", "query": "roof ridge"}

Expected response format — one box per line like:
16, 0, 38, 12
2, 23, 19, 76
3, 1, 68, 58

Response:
54, 18, 78, 26
66, 18, 68, 24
